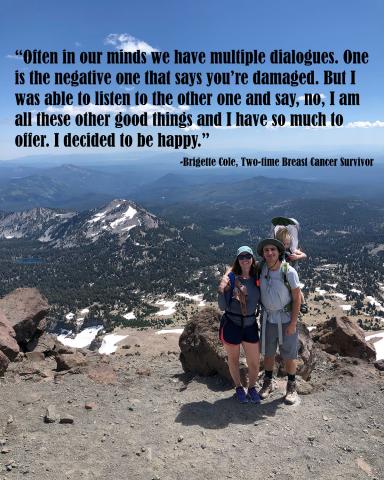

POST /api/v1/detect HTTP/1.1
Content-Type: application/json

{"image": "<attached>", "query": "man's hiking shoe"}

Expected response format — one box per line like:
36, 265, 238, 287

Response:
235, 386, 248, 403
247, 386, 261, 404
259, 377, 273, 399
285, 380, 299, 405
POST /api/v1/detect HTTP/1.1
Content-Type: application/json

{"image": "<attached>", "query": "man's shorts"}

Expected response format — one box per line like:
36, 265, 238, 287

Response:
262, 321, 298, 359
219, 315, 259, 345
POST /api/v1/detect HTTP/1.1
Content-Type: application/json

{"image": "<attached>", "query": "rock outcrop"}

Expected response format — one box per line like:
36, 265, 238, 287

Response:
179, 307, 236, 382
0, 311, 20, 361
26, 332, 56, 354
0, 288, 51, 376
312, 316, 376, 360
179, 308, 317, 383
0, 288, 49, 347
374, 359, 384, 371
55, 351, 88, 371
0, 350, 10, 376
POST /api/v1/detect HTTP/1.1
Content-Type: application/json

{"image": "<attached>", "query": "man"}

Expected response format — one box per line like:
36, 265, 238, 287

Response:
256, 238, 301, 405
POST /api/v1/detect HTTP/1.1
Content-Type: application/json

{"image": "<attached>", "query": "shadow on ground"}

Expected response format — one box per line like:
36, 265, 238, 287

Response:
175, 395, 285, 429
172, 371, 232, 392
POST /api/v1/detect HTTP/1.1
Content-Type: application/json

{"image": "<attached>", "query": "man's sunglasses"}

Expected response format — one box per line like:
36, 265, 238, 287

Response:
238, 253, 253, 260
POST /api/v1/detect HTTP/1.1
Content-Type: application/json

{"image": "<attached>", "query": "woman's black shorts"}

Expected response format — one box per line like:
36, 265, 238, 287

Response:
219, 314, 259, 345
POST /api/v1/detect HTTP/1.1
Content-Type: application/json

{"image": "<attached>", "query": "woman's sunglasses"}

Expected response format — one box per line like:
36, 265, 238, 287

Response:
238, 253, 253, 260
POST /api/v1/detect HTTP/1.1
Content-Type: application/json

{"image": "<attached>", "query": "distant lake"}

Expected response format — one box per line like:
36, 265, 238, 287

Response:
16, 257, 46, 265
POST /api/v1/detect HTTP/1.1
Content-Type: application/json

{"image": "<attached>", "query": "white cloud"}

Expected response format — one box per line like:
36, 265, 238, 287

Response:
184, 123, 200, 131
213, 124, 241, 130
346, 120, 384, 128
304, 121, 343, 130
266, 121, 294, 129
298, 93, 326, 101
128, 103, 189, 127
46, 103, 126, 116
105, 34, 158, 54
129, 103, 176, 115
266, 119, 384, 130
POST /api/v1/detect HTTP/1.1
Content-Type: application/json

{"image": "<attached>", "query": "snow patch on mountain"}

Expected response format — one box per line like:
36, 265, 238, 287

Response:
87, 210, 109, 224
340, 305, 352, 311
176, 293, 206, 307
82, 200, 156, 242
366, 296, 384, 311
155, 300, 177, 316
315, 287, 327, 295
99, 334, 128, 354
365, 331, 384, 360
156, 328, 184, 335
332, 293, 347, 301
110, 206, 137, 228
57, 326, 103, 349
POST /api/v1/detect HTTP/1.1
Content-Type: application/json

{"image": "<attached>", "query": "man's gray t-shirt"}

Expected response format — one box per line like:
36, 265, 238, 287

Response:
260, 263, 300, 324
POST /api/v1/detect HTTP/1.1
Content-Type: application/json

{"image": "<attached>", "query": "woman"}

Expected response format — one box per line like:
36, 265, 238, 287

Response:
218, 246, 261, 403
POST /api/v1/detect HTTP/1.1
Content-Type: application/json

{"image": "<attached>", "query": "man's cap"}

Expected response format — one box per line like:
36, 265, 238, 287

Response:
257, 238, 285, 256
237, 245, 254, 257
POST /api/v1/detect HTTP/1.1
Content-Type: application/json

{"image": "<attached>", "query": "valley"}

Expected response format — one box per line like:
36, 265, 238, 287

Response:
0, 171, 383, 338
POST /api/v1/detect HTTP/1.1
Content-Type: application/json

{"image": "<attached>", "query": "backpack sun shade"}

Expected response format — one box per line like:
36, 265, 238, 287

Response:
271, 217, 300, 252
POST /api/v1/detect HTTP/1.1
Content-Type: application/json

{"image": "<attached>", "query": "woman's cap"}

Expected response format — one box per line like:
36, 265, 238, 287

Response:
237, 246, 254, 257
256, 238, 285, 256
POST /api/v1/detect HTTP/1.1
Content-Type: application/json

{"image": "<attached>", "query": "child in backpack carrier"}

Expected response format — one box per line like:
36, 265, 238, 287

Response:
273, 219, 308, 314
275, 226, 307, 263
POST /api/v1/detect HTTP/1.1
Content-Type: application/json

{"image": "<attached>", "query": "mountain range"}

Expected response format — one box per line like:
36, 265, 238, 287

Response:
1, 159, 384, 212
0, 199, 160, 248
0, 199, 210, 316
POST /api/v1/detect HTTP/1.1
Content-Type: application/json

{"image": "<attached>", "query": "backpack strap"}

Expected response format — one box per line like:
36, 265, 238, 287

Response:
281, 261, 291, 292
255, 260, 265, 287
228, 271, 235, 292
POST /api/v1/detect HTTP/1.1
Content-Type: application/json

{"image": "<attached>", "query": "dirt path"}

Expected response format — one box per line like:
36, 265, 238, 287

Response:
0, 330, 383, 480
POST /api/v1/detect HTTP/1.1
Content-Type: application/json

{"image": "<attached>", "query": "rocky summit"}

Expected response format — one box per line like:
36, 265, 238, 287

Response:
0, 293, 383, 479
0, 199, 159, 247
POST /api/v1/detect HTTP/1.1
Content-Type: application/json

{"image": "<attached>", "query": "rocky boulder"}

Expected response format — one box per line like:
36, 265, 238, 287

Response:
179, 308, 317, 383
0, 350, 10, 376
0, 288, 49, 347
55, 351, 88, 371
374, 359, 384, 371
312, 316, 376, 360
179, 307, 247, 383
0, 311, 20, 361
26, 332, 56, 354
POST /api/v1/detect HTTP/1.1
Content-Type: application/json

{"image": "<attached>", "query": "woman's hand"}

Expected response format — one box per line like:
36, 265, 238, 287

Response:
218, 275, 230, 294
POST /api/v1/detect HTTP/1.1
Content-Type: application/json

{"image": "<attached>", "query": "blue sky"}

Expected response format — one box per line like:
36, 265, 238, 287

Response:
1, 0, 383, 161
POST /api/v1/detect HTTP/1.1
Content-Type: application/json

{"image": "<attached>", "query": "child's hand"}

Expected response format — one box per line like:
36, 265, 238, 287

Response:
289, 249, 307, 261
